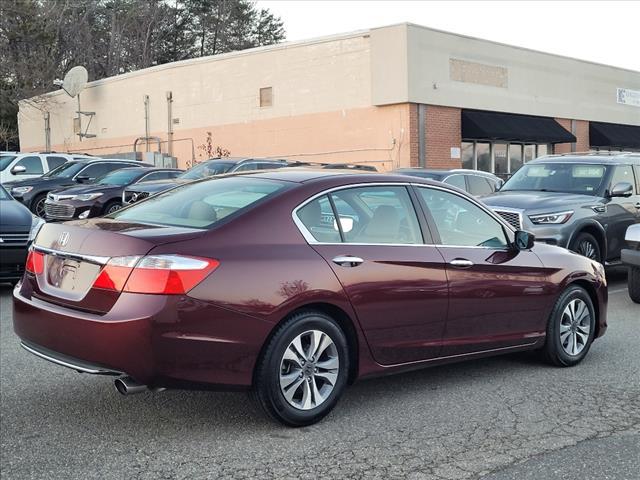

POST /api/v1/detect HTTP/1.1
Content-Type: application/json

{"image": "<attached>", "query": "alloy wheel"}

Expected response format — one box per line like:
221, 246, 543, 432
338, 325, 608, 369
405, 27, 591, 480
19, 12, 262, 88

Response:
279, 329, 339, 410
559, 299, 591, 356
576, 239, 597, 260
106, 204, 122, 214
34, 198, 46, 217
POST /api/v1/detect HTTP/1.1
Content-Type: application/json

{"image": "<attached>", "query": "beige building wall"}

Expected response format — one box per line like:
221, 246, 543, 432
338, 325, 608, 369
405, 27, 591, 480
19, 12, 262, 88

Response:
370, 24, 640, 126
19, 31, 414, 169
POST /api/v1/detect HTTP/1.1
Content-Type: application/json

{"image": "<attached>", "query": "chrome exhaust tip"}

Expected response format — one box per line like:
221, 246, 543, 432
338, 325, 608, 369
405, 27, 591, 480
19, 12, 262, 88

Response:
114, 376, 147, 395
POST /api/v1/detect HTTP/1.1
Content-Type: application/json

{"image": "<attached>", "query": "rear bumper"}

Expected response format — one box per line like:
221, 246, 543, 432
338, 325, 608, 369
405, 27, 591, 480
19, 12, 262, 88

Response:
13, 284, 273, 388
621, 249, 640, 268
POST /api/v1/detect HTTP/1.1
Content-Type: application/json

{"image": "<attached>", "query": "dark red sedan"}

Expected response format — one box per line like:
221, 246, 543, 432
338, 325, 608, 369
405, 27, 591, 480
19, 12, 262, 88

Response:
13, 169, 607, 426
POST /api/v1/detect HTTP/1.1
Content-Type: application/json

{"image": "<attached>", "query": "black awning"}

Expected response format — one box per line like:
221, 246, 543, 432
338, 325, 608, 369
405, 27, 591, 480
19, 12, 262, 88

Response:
462, 109, 576, 144
590, 121, 640, 149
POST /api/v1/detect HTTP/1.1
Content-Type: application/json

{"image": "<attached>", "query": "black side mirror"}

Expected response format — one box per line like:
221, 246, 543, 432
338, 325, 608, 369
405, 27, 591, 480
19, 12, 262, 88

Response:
10, 165, 27, 175
610, 182, 633, 198
76, 175, 91, 183
514, 230, 535, 250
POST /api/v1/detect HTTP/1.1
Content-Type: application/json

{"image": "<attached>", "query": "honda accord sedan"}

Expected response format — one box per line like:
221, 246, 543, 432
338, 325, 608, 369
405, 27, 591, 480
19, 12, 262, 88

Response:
13, 169, 607, 426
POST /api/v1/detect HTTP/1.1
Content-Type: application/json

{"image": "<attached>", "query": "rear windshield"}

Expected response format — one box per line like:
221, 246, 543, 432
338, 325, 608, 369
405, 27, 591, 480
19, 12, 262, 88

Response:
96, 168, 140, 185
180, 161, 235, 180
109, 177, 289, 228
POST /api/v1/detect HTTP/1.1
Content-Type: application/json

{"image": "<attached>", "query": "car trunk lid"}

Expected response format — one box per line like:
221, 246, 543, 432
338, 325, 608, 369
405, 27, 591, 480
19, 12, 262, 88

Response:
26, 219, 206, 313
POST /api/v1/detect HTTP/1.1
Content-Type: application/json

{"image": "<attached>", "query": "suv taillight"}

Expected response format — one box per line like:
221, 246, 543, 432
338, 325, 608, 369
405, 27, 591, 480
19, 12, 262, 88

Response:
92, 254, 218, 295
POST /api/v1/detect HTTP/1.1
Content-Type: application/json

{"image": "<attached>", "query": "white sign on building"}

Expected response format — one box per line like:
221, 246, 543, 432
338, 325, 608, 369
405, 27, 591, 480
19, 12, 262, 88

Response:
617, 88, 640, 108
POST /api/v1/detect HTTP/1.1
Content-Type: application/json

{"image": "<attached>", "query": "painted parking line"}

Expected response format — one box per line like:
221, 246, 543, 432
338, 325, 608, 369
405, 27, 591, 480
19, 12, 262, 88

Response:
609, 288, 627, 294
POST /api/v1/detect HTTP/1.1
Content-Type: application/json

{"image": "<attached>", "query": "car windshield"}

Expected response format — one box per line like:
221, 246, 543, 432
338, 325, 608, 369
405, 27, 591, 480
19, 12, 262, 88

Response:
109, 177, 289, 228
96, 168, 140, 185
0, 155, 17, 171
43, 161, 85, 178
180, 161, 235, 180
0, 185, 10, 199
501, 163, 609, 195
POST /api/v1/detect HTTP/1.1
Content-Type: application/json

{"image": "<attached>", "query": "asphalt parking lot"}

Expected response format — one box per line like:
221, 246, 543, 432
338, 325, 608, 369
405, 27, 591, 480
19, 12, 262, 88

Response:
1, 268, 638, 480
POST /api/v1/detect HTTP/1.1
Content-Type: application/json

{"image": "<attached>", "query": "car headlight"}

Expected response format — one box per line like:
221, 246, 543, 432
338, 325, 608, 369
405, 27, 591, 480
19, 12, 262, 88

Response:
12, 186, 33, 194
528, 210, 574, 224
28, 214, 45, 242
75, 193, 103, 201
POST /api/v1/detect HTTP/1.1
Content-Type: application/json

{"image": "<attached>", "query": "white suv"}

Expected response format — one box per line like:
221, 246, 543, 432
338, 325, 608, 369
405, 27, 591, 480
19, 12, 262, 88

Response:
0, 152, 94, 184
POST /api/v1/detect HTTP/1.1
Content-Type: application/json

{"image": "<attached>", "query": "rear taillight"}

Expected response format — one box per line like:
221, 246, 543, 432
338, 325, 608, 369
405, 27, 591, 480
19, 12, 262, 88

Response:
25, 250, 44, 275
92, 254, 218, 295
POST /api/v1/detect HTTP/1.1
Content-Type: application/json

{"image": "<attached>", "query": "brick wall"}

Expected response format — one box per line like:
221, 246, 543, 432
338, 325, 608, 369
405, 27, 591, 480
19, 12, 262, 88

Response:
554, 118, 589, 153
409, 104, 419, 167
424, 105, 462, 169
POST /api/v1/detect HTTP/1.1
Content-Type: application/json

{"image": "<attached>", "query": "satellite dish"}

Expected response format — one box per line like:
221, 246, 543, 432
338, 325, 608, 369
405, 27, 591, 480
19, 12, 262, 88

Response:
61, 66, 88, 97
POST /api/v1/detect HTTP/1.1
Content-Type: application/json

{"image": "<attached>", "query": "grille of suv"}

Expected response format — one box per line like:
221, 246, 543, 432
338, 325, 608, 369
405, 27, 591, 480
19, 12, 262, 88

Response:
0, 233, 29, 246
493, 209, 522, 230
44, 203, 75, 219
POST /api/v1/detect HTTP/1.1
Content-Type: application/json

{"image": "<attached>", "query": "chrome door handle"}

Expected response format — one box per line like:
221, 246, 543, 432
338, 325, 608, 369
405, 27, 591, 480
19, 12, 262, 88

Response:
449, 259, 474, 268
635, 202, 640, 209
332, 255, 364, 267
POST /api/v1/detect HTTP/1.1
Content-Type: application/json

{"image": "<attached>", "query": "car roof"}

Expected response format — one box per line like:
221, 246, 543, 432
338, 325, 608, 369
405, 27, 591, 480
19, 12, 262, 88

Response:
532, 153, 640, 165
242, 167, 445, 187
202, 157, 287, 165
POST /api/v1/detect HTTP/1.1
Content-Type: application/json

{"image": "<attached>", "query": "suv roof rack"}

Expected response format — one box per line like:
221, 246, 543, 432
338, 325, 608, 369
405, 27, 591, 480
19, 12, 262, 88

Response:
545, 151, 636, 157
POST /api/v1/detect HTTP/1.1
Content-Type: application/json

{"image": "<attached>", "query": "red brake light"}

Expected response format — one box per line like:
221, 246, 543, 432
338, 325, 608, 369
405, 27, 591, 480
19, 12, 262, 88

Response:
92, 255, 218, 295
25, 250, 44, 275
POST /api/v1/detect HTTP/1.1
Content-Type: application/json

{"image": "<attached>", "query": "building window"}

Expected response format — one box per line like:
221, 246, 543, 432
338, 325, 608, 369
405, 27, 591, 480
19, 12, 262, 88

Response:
494, 143, 508, 175
509, 144, 523, 172
461, 142, 474, 169
460, 140, 553, 176
476, 143, 491, 172
259, 87, 273, 107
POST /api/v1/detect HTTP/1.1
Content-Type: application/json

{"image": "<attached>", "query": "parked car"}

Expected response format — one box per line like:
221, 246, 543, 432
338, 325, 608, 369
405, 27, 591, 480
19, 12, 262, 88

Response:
5, 158, 150, 216
122, 157, 289, 204
0, 152, 93, 184
482, 153, 640, 264
392, 168, 503, 196
44, 167, 183, 221
14, 169, 607, 426
0, 185, 44, 284
622, 224, 640, 303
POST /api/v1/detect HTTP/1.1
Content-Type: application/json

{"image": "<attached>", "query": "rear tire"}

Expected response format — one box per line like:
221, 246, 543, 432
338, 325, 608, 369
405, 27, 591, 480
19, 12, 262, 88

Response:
569, 232, 601, 263
628, 266, 640, 304
543, 285, 596, 367
252, 310, 349, 427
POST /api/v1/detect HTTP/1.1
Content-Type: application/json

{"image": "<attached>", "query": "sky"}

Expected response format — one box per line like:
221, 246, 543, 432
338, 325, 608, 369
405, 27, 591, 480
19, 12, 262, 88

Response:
258, 1, 640, 72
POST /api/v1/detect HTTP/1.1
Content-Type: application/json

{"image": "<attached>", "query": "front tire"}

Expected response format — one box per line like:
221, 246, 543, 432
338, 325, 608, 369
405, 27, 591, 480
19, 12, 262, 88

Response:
103, 200, 122, 215
30, 193, 47, 217
570, 232, 601, 263
253, 310, 349, 427
628, 266, 640, 304
543, 285, 596, 367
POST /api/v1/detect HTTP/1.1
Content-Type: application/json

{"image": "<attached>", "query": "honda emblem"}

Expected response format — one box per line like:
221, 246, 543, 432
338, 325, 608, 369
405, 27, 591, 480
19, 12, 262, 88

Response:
58, 231, 70, 247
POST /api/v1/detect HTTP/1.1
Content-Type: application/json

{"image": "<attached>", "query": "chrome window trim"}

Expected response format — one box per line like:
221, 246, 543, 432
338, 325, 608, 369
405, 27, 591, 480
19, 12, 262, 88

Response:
291, 182, 517, 247
33, 245, 110, 265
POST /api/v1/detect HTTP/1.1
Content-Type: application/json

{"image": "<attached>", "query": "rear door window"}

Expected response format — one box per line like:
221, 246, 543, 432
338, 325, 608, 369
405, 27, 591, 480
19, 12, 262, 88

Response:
331, 186, 422, 244
444, 174, 466, 191
110, 177, 289, 228
296, 195, 342, 243
467, 175, 494, 195
46, 156, 67, 170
